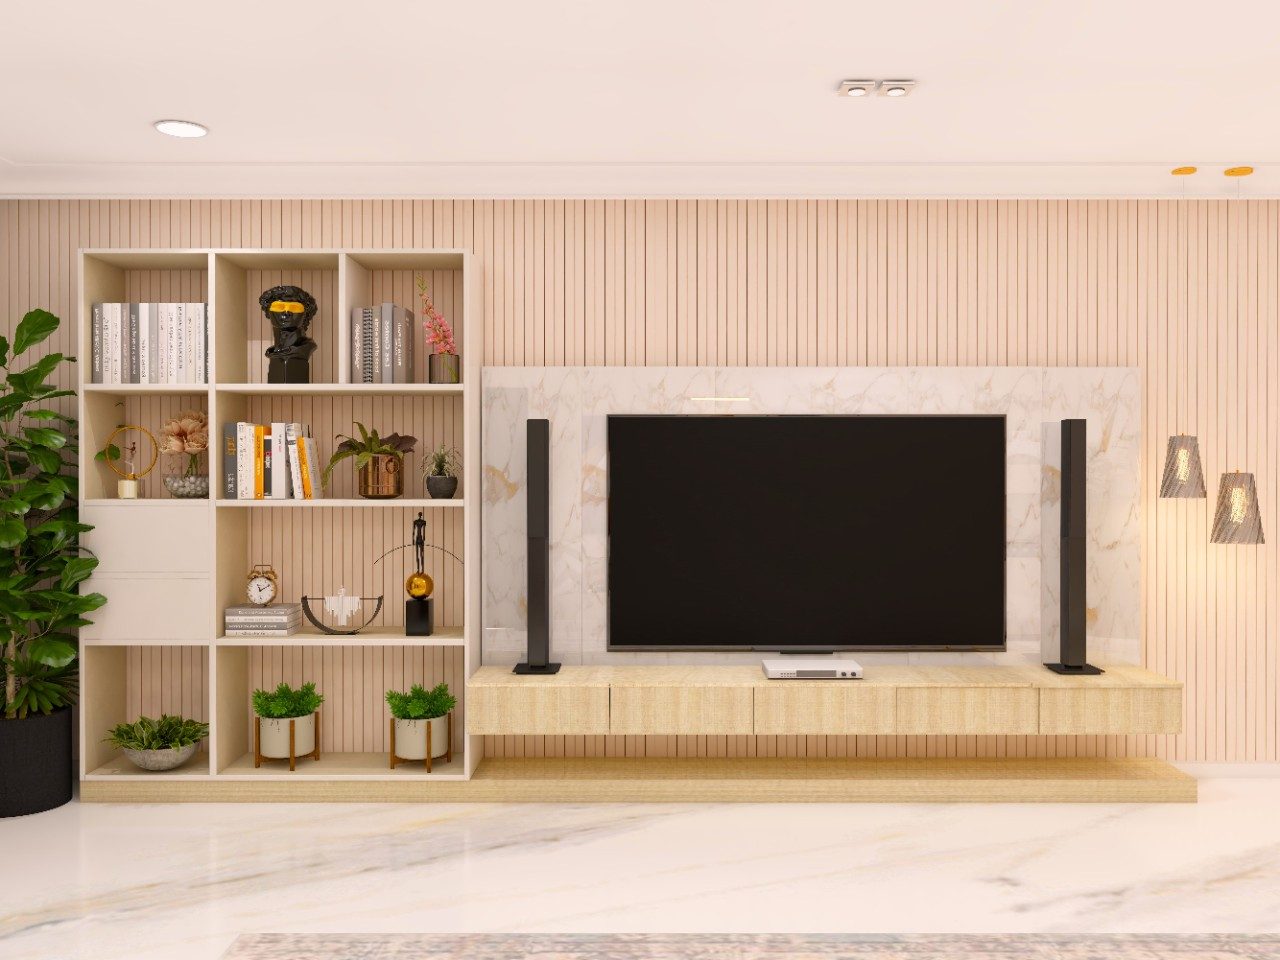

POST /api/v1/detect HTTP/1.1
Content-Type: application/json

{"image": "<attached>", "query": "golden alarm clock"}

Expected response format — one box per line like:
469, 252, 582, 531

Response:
247, 564, 279, 605
405, 571, 433, 600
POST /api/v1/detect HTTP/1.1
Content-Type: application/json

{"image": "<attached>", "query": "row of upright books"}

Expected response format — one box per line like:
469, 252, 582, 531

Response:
91, 302, 209, 384
350, 303, 414, 383
222, 422, 323, 500
224, 602, 301, 637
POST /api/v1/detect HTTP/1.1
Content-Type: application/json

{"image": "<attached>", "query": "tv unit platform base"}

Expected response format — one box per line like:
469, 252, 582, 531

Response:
79, 756, 1195, 803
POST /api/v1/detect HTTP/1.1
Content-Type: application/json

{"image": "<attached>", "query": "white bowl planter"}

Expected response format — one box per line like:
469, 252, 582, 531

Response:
122, 742, 199, 772
389, 713, 452, 771
254, 712, 320, 771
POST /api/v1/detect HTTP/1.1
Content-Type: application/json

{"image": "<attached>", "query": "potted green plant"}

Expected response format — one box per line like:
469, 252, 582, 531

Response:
322, 422, 416, 499
104, 714, 208, 771
421, 443, 460, 500
0, 309, 107, 818
251, 681, 323, 768
386, 682, 456, 768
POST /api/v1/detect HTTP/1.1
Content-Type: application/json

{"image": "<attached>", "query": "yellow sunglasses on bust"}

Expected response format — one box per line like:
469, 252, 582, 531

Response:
268, 300, 306, 313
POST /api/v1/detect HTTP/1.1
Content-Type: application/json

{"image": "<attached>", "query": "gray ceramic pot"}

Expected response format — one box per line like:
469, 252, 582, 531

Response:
121, 742, 199, 772
426, 476, 459, 499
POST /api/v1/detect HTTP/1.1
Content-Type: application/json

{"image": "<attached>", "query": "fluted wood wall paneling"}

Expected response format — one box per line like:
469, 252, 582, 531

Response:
2, 198, 1275, 764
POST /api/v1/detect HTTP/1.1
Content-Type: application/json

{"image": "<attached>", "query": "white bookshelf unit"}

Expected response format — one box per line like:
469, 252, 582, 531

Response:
76, 249, 482, 793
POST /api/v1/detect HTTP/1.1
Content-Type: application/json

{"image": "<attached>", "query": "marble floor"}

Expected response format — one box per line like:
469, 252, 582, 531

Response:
2, 779, 1279, 960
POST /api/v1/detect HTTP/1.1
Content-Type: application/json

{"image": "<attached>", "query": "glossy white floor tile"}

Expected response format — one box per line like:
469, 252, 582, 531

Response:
2, 779, 1279, 960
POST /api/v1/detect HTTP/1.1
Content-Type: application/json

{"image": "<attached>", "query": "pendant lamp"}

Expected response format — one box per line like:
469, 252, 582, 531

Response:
1210, 472, 1264, 545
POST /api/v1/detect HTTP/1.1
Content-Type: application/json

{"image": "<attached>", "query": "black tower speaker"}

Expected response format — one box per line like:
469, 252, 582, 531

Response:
1046, 418, 1103, 675
514, 418, 560, 674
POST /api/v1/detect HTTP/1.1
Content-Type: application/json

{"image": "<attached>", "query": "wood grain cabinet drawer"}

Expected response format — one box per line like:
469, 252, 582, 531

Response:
754, 684, 897, 735
466, 684, 610, 735
1039, 687, 1183, 735
896, 687, 1039, 735
610, 685, 754, 735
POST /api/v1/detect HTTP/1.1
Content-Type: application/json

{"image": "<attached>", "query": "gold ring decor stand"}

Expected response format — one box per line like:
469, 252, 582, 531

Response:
388, 711, 453, 773
253, 710, 321, 772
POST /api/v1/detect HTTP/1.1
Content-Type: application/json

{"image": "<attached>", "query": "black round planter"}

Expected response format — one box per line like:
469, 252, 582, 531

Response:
0, 707, 73, 818
426, 475, 459, 499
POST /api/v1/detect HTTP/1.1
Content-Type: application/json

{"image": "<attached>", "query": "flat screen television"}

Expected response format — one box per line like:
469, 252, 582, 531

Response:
606, 415, 1006, 651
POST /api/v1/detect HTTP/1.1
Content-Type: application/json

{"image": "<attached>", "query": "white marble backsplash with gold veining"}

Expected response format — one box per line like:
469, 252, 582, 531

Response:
482, 367, 1140, 667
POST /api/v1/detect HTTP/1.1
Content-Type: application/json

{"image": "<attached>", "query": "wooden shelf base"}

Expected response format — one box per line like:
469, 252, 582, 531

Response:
80, 756, 1194, 803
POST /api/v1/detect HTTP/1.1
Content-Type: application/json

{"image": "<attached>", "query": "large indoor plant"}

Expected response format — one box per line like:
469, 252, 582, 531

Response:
0, 309, 107, 817
386, 682, 455, 768
321, 421, 416, 499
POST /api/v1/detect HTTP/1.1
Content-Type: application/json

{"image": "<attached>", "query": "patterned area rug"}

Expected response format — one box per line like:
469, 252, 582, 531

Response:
223, 933, 1280, 959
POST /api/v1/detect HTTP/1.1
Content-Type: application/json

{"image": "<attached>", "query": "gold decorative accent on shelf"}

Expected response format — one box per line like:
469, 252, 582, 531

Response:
103, 424, 159, 480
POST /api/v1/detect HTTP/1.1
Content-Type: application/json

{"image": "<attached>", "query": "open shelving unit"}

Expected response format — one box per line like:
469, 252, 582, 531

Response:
77, 248, 481, 787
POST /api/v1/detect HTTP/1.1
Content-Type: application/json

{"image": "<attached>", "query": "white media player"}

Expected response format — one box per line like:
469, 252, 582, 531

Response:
761, 658, 864, 680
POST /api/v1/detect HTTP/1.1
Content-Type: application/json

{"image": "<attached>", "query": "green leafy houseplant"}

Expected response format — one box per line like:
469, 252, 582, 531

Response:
321, 421, 416, 488
104, 714, 208, 750
421, 443, 460, 480
252, 681, 324, 719
1, 309, 107, 720
385, 682, 456, 720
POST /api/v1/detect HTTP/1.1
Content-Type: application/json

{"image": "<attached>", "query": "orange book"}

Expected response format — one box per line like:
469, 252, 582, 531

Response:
253, 424, 265, 499
295, 434, 314, 500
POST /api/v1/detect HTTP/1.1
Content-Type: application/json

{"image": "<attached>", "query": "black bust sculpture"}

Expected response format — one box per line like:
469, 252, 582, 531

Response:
259, 285, 318, 383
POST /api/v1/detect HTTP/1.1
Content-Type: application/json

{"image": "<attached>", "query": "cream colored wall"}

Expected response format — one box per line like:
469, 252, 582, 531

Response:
2, 198, 1275, 763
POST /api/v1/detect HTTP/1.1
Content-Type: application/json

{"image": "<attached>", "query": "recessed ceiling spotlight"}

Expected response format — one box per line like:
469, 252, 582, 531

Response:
879, 80, 916, 97
154, 119, 208, 138
1224, 166, 1254, 177
1171, 166, 1198, 176
837, 80, 878, 98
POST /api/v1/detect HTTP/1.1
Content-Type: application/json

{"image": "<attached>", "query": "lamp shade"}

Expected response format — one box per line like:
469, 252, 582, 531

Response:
1159, 434, 1207, 498
1210, 472, 1264, 545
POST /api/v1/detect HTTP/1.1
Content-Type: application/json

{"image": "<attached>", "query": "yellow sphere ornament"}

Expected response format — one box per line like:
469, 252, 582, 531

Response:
405, 571, 433, 600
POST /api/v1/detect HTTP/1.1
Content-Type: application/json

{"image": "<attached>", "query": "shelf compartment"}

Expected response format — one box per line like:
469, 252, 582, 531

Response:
213, 252, 340, 385
86, 751, 211, 780
214, 642, 465, 774
81, 644, 211, 778
80, 389, 210, 500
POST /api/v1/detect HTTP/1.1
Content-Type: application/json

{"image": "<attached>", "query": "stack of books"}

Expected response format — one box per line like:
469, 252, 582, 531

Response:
223, 603, 302, 637
351, 303, 415, 383
222, 422, 322, 499
91, 302, 209, 384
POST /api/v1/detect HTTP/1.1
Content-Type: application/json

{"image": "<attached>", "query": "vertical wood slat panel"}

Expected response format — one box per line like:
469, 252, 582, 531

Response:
3, 197, 1275, 763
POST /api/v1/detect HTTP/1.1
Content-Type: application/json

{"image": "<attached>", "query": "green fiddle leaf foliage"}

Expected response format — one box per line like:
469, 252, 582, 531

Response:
12, 309, 59, 356
0, 309, 104, 720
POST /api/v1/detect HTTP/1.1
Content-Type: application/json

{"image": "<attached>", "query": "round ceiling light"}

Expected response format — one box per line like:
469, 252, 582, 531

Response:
154, 119, 208, 138
884, 86, 909, 97
847, 87, 869, 97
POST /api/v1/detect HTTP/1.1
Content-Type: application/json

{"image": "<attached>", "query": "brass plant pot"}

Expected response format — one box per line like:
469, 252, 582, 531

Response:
358, 454, 404, 499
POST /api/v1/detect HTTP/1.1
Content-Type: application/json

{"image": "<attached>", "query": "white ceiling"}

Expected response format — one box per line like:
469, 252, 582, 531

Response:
4, 0, 1280, 197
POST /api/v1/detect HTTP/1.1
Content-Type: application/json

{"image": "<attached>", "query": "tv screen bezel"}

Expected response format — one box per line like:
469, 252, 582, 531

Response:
604, 413, 1008, 653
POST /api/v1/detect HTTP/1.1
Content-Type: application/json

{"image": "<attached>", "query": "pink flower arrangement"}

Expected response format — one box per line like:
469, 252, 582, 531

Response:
416, 275, 457, 356
161, 409, 208, 476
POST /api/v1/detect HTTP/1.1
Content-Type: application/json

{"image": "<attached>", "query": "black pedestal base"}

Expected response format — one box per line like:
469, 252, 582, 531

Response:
267, 356, 311, 384
1044, 663, 1105, 675
405, 597, 434, 637
513, 662, 562, 675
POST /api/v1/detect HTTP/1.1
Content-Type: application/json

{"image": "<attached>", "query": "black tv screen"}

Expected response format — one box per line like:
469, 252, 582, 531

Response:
607, 415, 1006, 651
